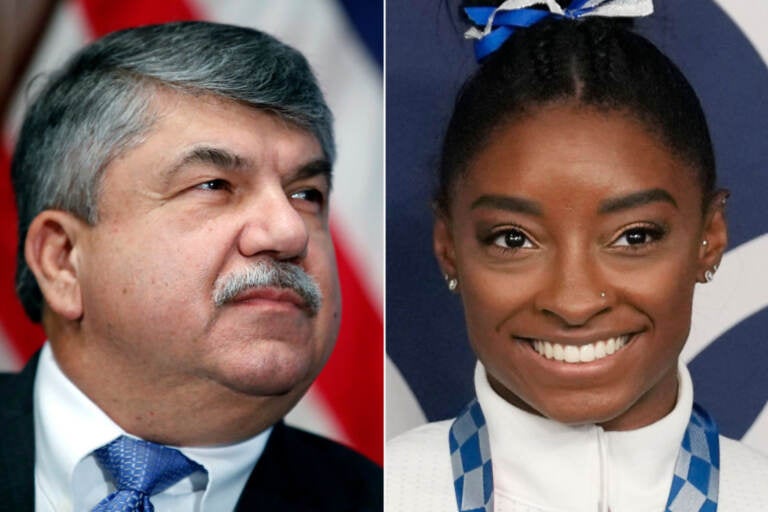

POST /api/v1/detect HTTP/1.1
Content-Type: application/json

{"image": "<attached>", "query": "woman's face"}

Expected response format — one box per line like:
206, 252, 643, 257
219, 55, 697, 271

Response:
434, 103, 726, 430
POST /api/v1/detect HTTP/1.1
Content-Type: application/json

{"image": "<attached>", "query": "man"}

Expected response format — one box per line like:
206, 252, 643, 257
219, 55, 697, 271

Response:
0, 21, 381, 511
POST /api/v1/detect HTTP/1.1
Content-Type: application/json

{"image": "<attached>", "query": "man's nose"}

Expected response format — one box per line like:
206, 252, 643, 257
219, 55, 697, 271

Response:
237, 189, 309, 262
533, 249, 609, 327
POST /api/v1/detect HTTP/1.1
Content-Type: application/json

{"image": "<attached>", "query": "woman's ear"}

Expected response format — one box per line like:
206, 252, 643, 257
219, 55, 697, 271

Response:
433, 212, 458, 280
697, 191, 729, 283
24, 210, 87, 320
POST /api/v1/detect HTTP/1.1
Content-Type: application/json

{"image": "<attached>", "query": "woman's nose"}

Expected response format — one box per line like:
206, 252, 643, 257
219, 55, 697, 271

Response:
533, 250, 610, 327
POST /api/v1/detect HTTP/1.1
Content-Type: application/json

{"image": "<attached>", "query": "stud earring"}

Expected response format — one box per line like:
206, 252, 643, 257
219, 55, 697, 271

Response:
444, 274, 458, 292
702, 240, 708, 247
600, 291, 606, 299
704, 264, 718, 283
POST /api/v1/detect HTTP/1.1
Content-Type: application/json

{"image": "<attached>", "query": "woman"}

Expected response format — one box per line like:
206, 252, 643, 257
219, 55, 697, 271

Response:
386, 1, 768, 510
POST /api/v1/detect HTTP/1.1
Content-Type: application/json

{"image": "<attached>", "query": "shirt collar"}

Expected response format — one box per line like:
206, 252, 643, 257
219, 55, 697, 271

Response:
34, 342, 272, 511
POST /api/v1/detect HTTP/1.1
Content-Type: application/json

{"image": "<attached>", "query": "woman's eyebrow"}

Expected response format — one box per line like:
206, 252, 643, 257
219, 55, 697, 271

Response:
598, 188, 678, 214
470, 194, 542, 215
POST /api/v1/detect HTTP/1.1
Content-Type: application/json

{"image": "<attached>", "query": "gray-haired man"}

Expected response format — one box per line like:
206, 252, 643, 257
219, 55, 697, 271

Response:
0, 21, 381, 511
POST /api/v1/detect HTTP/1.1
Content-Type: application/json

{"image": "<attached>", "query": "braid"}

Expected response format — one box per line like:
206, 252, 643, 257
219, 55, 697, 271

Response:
585, 21, 612, 91
436, 8, 716, 214
531, 26, 558, 86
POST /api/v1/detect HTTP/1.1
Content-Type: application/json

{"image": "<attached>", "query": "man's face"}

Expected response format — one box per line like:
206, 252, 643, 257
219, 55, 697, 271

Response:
76, 90, 340, 400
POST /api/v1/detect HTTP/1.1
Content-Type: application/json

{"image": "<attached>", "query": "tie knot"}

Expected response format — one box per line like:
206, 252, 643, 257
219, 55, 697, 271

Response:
94, 435, 204, 496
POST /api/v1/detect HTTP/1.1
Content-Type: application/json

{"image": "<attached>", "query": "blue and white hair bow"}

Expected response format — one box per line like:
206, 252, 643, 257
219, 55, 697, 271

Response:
464, 0, 654, 60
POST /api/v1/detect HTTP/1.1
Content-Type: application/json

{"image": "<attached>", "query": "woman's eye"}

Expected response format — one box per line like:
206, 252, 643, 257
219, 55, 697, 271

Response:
196, 179, 230, 191
491, 229, 533, 249
613, 226, 664, 247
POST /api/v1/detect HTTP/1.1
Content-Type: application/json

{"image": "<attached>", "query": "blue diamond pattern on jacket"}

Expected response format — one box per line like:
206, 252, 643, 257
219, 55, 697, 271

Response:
449, 399, 494, 512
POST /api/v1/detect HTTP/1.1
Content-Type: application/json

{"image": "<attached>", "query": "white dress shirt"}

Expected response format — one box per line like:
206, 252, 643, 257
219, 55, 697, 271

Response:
386, 360, 768, 511
34, 343, 272, 512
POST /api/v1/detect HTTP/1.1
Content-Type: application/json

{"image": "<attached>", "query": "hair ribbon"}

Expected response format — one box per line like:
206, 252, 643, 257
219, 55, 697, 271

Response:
464, 0, 654, 61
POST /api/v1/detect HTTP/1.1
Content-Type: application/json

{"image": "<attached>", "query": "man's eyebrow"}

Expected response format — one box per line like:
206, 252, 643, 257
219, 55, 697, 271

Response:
167, 146, 251, 177
292, 158, 333, 189
598, 188, 678, 214
164, 146, 332, 186
470, 195, 542, 215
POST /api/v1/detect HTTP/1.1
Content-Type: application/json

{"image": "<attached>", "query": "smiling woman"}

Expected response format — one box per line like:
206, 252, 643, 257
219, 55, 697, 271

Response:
442, 104, 720, 432
386, 1, 768, 511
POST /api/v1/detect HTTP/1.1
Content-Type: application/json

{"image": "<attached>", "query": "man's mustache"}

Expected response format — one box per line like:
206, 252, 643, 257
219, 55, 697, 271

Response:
213, 260, 322, 316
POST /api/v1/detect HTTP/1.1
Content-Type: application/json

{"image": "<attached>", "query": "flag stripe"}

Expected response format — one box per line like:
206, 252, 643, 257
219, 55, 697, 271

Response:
77, 0, 198, 36
316, 229, 384, 464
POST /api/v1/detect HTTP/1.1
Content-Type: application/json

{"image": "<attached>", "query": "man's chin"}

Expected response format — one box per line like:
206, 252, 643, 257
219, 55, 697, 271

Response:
210, 356, 319, 398
228, 374, 312, 397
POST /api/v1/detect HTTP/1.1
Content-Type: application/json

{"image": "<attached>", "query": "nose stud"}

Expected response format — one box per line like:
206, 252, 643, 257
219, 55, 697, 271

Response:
600, 291, 606, 299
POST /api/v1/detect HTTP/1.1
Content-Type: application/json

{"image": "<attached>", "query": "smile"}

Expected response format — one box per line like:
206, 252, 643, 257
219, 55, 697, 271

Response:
530, 335, 631, 363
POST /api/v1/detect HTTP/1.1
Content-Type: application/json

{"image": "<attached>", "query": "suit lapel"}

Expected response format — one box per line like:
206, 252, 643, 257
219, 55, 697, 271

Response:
0, 353, 39, 510
235, 421, 334, 512
235, 421, 312, 511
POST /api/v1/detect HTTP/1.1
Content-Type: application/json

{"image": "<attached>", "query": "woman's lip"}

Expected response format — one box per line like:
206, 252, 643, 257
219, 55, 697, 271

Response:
513, 333, 637, 347
518, 333, 640, 364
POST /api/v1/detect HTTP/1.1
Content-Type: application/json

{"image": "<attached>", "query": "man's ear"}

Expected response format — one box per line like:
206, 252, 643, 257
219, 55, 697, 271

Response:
24, 210, 88, 320
433, 213, 457, 281
697, 191, 729, 283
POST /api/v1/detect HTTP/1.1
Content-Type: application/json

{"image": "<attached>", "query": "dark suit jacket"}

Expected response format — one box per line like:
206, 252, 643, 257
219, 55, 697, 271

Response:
0, 354, 382, 511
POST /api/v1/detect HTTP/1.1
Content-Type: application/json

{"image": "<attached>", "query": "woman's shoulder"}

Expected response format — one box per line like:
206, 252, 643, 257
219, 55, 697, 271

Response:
386, 420, 455, 511
388, 420, 451, 449
719, 436, 768, 509
387, 420, 453, 472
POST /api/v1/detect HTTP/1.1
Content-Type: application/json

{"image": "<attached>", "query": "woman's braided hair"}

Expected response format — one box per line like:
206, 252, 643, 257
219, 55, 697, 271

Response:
436, 0, 716, 214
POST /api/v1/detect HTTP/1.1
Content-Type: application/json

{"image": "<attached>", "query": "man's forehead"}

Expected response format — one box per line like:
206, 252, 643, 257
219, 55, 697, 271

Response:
140, 89, 331, 179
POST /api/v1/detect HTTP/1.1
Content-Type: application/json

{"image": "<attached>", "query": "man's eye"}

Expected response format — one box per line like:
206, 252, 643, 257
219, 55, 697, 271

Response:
491, 229, 534, 250
196, 179, 231, 191
612, 226, 665, 246
290, 188, 325, 205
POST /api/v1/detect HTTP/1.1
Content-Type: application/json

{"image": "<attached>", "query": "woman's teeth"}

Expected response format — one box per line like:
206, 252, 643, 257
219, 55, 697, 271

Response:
531, 335, 630, 363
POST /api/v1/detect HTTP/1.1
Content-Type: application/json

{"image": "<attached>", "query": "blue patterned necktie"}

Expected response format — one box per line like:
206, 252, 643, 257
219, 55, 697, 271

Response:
92, 435, 206, 512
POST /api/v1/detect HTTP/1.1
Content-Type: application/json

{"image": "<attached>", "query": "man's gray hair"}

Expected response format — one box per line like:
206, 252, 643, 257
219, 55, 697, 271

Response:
11, 21, 335, 323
